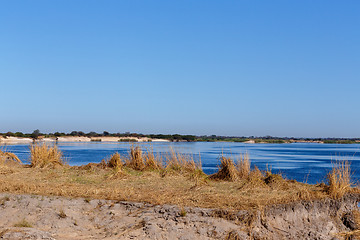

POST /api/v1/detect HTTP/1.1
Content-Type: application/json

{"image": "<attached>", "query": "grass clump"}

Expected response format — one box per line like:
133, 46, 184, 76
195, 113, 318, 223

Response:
143, 149, 163, 171
106, 152, 125, 178
58, 209, 67, 218
210, 156, 239, 181
327, 160, 351, 199
127, 146, 145, 170
13, 219, 32, 228
236, 153, 251, 179
30, 144, 64, 168
107, 152, 122, 169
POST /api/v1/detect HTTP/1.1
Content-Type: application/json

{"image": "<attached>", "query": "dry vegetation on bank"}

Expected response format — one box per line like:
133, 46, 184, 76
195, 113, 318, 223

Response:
0, 144, 358, 211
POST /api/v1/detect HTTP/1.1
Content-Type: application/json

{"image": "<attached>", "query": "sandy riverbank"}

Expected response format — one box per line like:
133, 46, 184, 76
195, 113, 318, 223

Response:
0, 136, 170, 144
0, 193, 359, 239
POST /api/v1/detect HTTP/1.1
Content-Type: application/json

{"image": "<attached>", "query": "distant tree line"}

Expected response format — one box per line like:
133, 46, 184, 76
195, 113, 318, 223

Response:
1, 131, 359, 143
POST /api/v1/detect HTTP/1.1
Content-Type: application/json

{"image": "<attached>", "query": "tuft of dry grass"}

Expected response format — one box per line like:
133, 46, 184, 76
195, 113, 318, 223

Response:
210, 156, 239, 181
107, 152, 122, 169
143, 149, 163, 171
236, 153, 250, 179
327, 160, 351, 199
106, 152, 125, 178
165, 148, 203, 175
30, 144, 64, 168
127, 146, 145, 170
13, 219, 32, 228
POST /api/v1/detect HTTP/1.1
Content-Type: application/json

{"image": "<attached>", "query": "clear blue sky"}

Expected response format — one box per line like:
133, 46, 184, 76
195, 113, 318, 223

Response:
1, 1, 359, 137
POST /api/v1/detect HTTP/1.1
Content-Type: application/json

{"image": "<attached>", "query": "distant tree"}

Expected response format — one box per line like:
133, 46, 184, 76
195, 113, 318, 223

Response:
87, 131, 98, 137
70, 131, 78, 136
31, 129, 40, 139
54, 132, 62, 137
103, 131, 109, 136
5, 132, 15, 137
14, 132, 24, 137
78, 131, 85, 136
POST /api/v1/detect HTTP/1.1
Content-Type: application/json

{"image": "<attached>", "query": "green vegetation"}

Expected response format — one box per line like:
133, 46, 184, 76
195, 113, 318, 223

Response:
1, 130, 359, 144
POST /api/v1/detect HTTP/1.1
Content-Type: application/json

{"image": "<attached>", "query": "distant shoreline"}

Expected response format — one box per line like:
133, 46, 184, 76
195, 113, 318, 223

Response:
1, 136, 359, 145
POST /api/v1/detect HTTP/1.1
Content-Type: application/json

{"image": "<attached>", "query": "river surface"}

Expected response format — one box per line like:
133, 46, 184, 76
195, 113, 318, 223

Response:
2, 142, 360, 184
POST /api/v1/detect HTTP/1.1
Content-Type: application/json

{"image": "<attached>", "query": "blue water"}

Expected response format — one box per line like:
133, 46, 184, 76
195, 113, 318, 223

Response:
2, 142, 360, 184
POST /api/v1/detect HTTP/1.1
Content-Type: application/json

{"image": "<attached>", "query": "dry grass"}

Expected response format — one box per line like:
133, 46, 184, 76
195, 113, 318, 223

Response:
143, 149, 163, 171
327, 160, 351, 199
0, 147, 357, 211
30, 144, 64, 168
0, 150, 21, 164
236, 153, 251, 179
107, 152, 122, 169
210, 156, 239, 181
165, 148, 202, 175
127, 146, 145, 170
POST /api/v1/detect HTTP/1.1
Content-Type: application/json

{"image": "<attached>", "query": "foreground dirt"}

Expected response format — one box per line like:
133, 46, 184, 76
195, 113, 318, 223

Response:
0, 193, 359, 240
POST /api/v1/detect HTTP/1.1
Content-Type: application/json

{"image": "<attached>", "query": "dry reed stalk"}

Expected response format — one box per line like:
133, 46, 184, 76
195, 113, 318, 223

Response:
165, 148, 202, 174
30, 144, 64, 168
128, 146, 145, 170
210, 156, 239, 181
327, 160, 351, 198
144, 149, 163, 170
236, 153, 250, 179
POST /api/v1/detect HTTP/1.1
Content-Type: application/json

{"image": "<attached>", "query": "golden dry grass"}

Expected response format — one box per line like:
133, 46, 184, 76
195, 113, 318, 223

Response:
210, 156, 239, 181
0, 147, 357, 210
164, 148, 202, 176
143, 149, 163, 170
107, 152, 122, 169
327, 160, 351, 199
236, 153, 251, 179
127, 146, 145, 170
0, 150, 21, 163
30, 144, 64, 168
